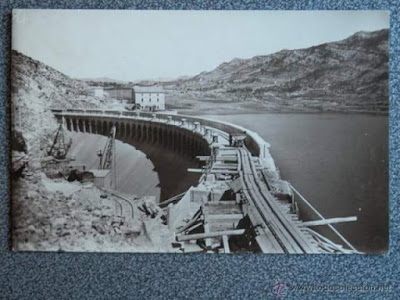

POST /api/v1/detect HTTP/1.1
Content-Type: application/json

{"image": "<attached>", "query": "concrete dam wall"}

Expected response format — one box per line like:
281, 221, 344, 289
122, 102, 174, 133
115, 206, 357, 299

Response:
57, 109, 280, 173
61, 110, 211, 201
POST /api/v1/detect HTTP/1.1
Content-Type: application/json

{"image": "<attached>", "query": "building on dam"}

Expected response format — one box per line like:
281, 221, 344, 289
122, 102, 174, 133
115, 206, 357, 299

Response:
92, 85, 165, 111
133, 86, 165, 111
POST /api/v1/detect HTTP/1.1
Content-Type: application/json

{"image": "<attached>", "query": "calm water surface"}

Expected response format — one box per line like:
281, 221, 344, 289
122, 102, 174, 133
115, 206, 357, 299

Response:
205, 113, 388, 253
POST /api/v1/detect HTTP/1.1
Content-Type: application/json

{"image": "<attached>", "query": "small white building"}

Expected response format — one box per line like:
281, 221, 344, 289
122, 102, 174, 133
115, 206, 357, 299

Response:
133, 86, 165, 111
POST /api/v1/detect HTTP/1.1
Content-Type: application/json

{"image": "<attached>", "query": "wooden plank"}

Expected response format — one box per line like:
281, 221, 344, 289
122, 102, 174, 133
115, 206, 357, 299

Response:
212, 165, 238, 170
301, 216, 357, 227
184, 222, 203, 234
222, 235, 230, 254
213, 163, 238, 168
216, 156, 238, 162
176, 229, 245, 242
204, 205, 241, 215
210, 222, 237, 231
159, 192, 186, 208
209, 169, 239, 175
204, 223, 212, 248
218, 152, 237, 157
213, 162, 238, 167
176, 218, 202, 234
182, 244, 205, 253
187, 168, 204, 173
196, 156, 210, 161
205, 201, 237, 205
207, 214, 244, 221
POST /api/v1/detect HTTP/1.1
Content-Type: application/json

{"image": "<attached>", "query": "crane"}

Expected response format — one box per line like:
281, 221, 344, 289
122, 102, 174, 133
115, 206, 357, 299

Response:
97, 125, 117, 189
46, 123, 71, 160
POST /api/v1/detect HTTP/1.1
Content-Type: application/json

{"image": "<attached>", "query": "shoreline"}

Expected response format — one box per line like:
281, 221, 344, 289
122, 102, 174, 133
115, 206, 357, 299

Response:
165, 91, 388, 117
176, 107, 389, 117
166, 95, 388, 117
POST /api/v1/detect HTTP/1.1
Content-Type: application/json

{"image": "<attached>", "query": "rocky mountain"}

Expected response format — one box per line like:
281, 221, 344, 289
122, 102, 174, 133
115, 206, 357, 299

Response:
11, 50, 110, 109
163, 29, 389, 112
11, 50, 113, 165
10, 51, 172, 253
79, 77, 133, 87
79, 76, 126, 83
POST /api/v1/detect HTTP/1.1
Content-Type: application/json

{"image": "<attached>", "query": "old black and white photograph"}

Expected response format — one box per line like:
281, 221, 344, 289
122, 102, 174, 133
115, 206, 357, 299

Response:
10, 10, 389, 253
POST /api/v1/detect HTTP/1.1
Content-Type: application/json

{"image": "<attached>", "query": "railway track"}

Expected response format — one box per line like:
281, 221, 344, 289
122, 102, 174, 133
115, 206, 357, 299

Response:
103, 189, 135, 220
237, 147, 319, 254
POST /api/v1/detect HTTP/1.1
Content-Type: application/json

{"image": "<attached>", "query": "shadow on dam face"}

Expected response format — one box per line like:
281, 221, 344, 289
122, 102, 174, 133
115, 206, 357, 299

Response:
68, 130, 203, 202
119, 134, 203, 201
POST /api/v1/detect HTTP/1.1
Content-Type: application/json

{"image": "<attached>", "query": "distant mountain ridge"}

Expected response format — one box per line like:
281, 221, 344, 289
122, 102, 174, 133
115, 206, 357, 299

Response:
162, 29, 389, 112
79, 77, 129, 84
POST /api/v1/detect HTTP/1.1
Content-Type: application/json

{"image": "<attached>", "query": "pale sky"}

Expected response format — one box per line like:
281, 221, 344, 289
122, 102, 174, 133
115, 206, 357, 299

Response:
12, 10, 389, 81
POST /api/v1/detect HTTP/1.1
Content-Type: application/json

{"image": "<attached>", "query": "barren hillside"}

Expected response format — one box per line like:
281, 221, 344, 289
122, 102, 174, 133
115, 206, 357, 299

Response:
162, 29, 389, 113
11, 51, 170, 252
11, 50, 112, 159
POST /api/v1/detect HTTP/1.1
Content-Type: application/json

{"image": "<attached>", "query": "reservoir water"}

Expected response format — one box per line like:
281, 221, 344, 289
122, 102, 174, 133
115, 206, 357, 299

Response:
204, 113, 388, 253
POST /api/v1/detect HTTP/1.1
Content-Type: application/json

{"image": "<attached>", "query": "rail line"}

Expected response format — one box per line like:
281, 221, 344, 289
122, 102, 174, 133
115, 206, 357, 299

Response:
102, 189, 135, 220
237, 147, 318, 253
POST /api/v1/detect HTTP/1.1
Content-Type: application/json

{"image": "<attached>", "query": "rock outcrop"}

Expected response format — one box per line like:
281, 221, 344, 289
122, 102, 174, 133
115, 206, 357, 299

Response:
11, 50, 114, 162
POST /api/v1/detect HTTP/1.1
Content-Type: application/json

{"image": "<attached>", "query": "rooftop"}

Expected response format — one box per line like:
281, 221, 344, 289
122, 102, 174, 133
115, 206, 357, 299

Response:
103, 87, 133, 91
133, 86, 164, 93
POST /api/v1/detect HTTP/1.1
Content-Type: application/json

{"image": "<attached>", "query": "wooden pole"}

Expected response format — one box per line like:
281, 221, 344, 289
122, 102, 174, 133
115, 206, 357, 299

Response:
176, 218, 202, 234
301, 216, 357, 227
158, 192, 186, 208
177, 229, 245, 242
222, 235, 230, 254
290, 185, 358, 251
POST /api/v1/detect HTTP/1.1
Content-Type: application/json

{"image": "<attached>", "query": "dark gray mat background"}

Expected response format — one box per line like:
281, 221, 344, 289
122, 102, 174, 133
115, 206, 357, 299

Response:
0, 1, 398, 299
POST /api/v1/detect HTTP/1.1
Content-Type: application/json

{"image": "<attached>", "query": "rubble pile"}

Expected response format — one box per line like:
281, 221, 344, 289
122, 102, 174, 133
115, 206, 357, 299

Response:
12, 174, 171, 252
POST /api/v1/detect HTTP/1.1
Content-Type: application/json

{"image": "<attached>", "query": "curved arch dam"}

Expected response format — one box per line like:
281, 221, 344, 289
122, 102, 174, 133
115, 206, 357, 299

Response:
64, 111, 210, 201
52, 109, 359, 254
